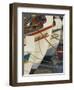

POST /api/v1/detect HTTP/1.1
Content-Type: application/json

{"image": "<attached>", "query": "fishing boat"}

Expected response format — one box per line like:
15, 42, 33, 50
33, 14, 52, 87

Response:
23, 15, 63, 75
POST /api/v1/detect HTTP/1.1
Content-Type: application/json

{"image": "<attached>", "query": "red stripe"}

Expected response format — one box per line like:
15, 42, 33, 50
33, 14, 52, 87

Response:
29, 24, 54, 36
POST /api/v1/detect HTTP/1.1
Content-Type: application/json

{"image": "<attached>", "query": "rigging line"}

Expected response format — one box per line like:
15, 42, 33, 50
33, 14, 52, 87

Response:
24, 36, 57, 61
24, 34, 60, 62
31, 53, 42, 61
40, 32, 56, 49
24, 51, 56, 64
24, 31, 61, 62
24, 51, 42, 61
24, 50, 49, 64
38, 40, 44, 57
51, 35, 60, 40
